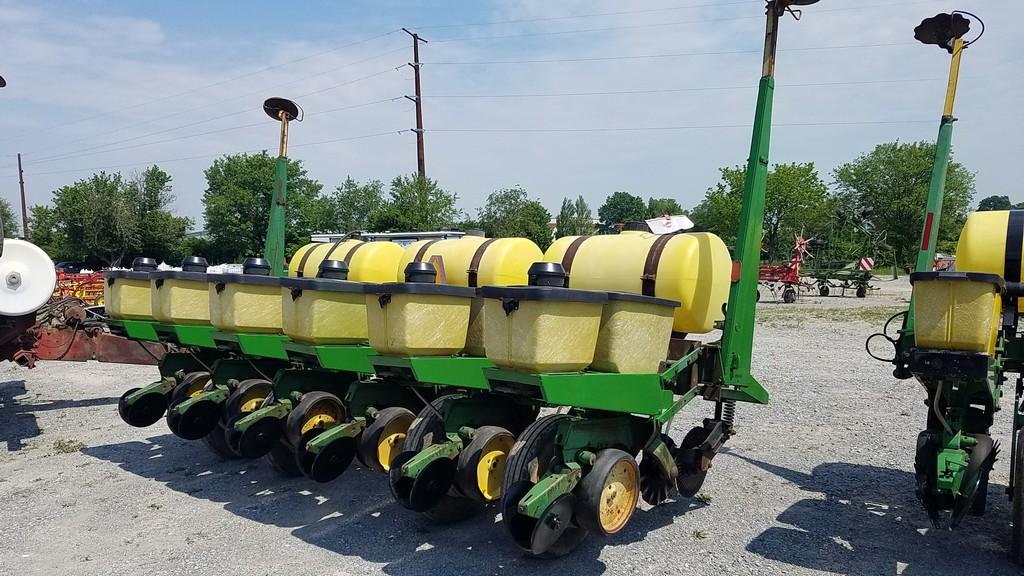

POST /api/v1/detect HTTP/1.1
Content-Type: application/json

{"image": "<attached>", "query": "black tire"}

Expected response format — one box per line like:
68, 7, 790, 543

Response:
1010, 429, 1024, 564
285, 391, 346, 448
576, 448, 640, 536
818, 285, 830, 297
455, 425, 515, 502
782, 288, 796, 304
118, 387, 167, 428
856, 285, 868, 298
169, 372, 211, 407
224, 379, 273, 419
357, 407, 416, 472
501, 413, 587, 556
201, 420, 238, 460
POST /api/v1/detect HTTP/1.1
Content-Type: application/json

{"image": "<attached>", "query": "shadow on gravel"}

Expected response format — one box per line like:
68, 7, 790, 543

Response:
0, 378, 118, 451
728, 450, 1018, 576
85, 432, 705, 576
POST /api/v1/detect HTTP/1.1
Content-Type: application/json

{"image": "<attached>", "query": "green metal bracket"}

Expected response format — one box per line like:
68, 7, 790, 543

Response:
305, 419, 366, 455
397, 438, 463, 478
372, 355, 494, 389
157, 351, 216, 379
654, 386, 700, 426
937, 446, 969, 495
717, 75, 774, 407
265, 156, 289, 277
485, 368, 672, 416
154, 323, 218, 349
170, 387, 228, 416
658, 347, 701, 387
120, 319, 160, 342
209, 357, 287, 388
213, 332, 290, 360
517, 464, 583, 519
231, 402, 290, 434
314, 344, 377, 374
124, 378, 176, 407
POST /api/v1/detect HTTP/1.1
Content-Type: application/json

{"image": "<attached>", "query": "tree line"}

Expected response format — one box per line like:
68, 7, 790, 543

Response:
13, 139, 993, 269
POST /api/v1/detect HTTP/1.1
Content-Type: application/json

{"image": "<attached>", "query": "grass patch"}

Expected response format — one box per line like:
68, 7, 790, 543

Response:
51, 439, 85, 454
692, 529, 708, 539
756, 305, 905, 329
695, 492, 712, 504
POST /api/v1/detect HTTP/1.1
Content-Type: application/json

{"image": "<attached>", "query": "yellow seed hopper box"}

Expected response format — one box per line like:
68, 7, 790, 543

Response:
910, 271, 1003, 355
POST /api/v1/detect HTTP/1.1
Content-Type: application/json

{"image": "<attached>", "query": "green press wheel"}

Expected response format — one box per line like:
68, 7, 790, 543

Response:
501, 413, 587, 557
576, 448, 640, 536
118, 386, 167, 428
357, 407, 416, 473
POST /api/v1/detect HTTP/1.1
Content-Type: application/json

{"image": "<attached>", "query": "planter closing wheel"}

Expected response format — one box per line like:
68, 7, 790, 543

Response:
675, 426, 712, 498
264, 439, 302, 477
357, 407, 416, 472
307, 436, 358, 484
164, 372, 218, 441
118, 386, 168, 428
456, 425, 515, 502
502, 414, 588, 557
639, 434, 677, 506
286, 392, 349, 481
576, 449, 641, 536
223, 379, 277, 458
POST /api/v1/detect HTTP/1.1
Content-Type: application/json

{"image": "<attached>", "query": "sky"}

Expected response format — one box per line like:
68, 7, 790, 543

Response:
0, 0, 1021, 232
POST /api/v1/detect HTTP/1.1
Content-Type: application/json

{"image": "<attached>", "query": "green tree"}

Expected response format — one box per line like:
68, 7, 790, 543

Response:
27, 205, 59, 255
833, 141, 974, 266
47, 172, 139, 267
203, 152, 324, 263
127, 166, 192, 264
477, 187, 553, 250
0, 197, 17, 238
646, 197, 684, 218
368, 175, 461, 232
978, 195, 1012, 212
692, 163, 830, 262
555, 195, 595, 238
598, 191, 646, 233
326, 177, 384, 232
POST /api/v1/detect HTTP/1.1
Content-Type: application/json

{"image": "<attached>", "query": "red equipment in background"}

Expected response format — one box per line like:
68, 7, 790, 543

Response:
52, 270, 105, 305
758, 235, 813, 303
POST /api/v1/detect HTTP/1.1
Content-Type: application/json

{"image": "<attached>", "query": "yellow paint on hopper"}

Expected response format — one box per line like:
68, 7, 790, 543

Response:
544, 231, 730, 334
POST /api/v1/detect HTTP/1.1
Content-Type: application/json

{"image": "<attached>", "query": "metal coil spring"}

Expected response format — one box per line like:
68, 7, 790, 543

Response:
721, 400, 736, 430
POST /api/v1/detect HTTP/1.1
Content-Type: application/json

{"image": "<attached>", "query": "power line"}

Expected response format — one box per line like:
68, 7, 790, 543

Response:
414, 1, 758, 30
426, 120, 935, 134
17, 130, 408, 178
26, 97, 405, 166
0, 29, 402, 144
424, 42, 914, 65
429, 1, 940, 43
20, 46, 408, 162
426, 78, 946, 99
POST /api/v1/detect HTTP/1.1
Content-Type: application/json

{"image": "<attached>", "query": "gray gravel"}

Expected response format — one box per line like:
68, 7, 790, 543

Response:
1, 287, 1021, 576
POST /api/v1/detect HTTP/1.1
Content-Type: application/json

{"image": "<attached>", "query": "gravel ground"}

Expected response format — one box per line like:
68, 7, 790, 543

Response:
1, 283, 1021, 576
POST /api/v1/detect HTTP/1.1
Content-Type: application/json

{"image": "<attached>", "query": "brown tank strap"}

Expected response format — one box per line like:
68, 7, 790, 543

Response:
560, 236, 591, 277
343, 241, 368, 265
467, 238, 499, 287
414, 239, 441, 263
295, 242, 334, 278
641, 234, 676, 296
1005, 211, 1024, 283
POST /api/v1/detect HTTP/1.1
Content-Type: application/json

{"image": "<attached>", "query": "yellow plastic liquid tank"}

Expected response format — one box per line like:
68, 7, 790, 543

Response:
592, 293, 678, 374
910, 272, 1002, 355
289, 240, 405, 283
151, 272, 210, 325
480, 284, 607, 373
281, 277, 370, 344
398, 236, 544, 356
955, 210, 1024, 312
543, 231, 730, 334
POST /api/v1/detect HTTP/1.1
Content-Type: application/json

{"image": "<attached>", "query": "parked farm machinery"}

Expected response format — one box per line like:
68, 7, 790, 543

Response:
867, 10, 1024, 563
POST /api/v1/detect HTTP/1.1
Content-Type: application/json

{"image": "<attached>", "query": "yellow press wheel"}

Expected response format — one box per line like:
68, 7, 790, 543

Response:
577, 448, 640, 536
456, 426, 515, 502
357, 407, 416, 473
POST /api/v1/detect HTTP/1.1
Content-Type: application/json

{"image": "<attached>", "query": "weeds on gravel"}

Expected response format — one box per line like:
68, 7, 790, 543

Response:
51, 439, 85, 454
695, 492, 712, 504
691, 529, 708, 539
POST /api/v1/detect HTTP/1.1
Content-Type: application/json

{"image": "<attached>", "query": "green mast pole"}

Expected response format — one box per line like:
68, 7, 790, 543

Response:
720, 1, 814, 405
264, 105, 293, 277
894, 32, 966, 379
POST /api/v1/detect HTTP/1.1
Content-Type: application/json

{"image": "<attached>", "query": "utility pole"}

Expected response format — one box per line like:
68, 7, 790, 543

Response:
402, 28, 428, 179
17, 153, 28, 240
